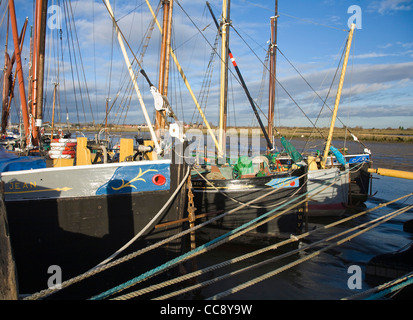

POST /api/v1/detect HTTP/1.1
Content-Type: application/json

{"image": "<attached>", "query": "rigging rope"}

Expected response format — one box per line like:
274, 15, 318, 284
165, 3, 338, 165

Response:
230, 25, 323, 138
238, 0, 348, 32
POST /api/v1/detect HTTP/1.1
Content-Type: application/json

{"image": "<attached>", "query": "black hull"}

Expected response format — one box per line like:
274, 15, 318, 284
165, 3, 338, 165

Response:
191, 167, 307, 245
5, 162, 187, 298
349, 162, 372, 204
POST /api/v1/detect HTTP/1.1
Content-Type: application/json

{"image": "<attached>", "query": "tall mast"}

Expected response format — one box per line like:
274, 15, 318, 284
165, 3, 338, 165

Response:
268, 0, 278, 152
2, 8, 10, 134
31, 0, 48, 146
2, 15, 28, 134
8, 0, 30, 139
218, 0, 230, 157
321, 23, 356, 168
155, 0, 173, 135
35, 0, 48, 144
146, 0, 222, 155
207, 2, 273, 151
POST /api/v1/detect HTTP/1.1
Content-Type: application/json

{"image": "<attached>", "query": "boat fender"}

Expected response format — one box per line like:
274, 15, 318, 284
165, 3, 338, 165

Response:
137, 145, 153, 153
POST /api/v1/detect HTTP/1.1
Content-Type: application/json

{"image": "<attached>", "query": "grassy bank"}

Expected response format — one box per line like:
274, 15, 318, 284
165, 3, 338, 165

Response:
274, 126, 413, 143
68, 125, 413, 143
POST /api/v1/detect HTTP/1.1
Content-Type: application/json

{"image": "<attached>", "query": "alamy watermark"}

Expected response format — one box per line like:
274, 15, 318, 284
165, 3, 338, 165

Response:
347, 265, 363, 290
47, 5, 63, 30
47, 265, 62, 290
348, 5, 362, 29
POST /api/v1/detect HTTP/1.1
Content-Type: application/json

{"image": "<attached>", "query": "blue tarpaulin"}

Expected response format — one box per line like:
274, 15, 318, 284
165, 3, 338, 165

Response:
0, 147, 46, 173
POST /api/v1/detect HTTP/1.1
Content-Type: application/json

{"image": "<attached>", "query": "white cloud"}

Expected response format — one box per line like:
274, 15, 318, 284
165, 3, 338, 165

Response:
369, 0, 413, 15
353, 52, 391, 59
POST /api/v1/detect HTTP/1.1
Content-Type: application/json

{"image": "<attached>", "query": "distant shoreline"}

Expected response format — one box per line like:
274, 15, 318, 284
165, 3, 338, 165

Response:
50, 125, 413, 143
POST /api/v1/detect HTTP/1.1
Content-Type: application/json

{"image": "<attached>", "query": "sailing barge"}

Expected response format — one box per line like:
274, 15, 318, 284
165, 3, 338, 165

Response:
1, 0, 188, 295
189, 1, 308, 243
191, 1, 371, 230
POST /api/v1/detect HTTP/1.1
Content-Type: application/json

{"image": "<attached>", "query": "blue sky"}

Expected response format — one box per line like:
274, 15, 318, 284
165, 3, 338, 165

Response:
1, 0, 412, 129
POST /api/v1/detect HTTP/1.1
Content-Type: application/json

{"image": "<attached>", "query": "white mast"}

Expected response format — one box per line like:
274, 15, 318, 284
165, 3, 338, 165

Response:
103, 0, 161, 154
218, 0, 230, 158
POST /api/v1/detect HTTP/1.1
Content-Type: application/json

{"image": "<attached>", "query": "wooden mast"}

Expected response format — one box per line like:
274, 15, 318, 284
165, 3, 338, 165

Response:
321, 23, 356, 168
2, 17, 28, 135
218, 0, 230, 158
145, 0, 222, 155
8, 0, 30, 139
50, 82, 58, 141
207, 1, 273, 152
155, 0, 174, 136
35, 0, 48, 144
268, 0, 278, 152
30, 0, 48, 146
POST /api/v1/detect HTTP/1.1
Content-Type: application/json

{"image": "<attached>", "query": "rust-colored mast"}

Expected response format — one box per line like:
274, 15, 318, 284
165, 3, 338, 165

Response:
8, 0, 30, 138
155, 0, 173, 134
35, 0, 48, 143
2, 14, 28, 134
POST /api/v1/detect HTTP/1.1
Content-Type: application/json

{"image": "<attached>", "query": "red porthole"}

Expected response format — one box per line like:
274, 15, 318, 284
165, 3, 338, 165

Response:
152, 174, 166, 186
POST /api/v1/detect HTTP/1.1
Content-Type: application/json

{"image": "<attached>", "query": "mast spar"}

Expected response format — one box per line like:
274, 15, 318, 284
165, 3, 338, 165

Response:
206, 2, 274, 152
218, 0, 230, 158
321, 23, 356, 169
29, 0, 48, 147
8, 0, 30, 140
145, 0, 222, 155
268, 0, 278, 152
155, 0, 174, 136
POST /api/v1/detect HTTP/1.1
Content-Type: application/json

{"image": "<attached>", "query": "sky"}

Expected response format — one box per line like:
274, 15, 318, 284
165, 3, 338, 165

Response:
1, 0, 412, 130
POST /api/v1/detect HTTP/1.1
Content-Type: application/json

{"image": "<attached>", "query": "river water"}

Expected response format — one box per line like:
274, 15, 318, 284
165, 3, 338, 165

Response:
69, 133, 413, 301
179, 139, 413, 301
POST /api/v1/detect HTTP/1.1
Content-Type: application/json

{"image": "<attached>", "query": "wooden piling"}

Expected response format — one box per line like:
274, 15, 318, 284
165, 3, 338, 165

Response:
0, 182, 18, 300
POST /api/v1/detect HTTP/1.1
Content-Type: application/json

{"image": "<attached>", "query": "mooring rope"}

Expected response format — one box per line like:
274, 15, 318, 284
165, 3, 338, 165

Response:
24, 161, 306, 299
93, 165, 191, 269
90, 165, 358, 300
157, 205, 413, 300
192, 165, 307, 209
206, 204, 413, 300
24, 164, 191, 300
113, 192, 413, 300
343, 270, 413, 300
25, 162, 362, 300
